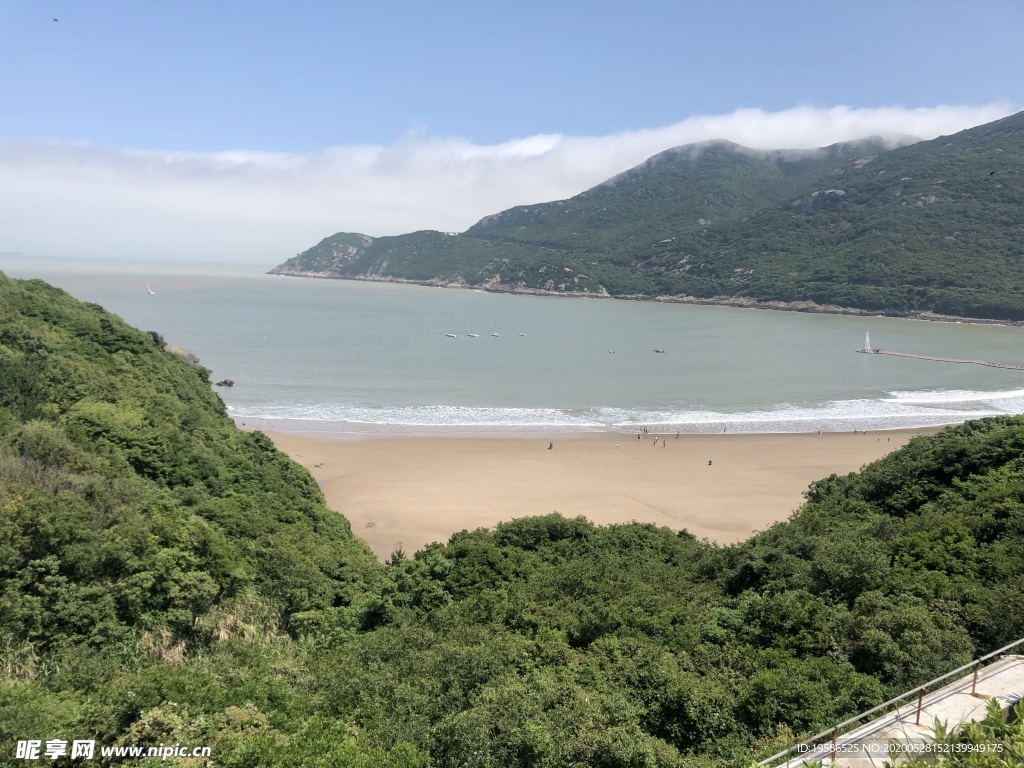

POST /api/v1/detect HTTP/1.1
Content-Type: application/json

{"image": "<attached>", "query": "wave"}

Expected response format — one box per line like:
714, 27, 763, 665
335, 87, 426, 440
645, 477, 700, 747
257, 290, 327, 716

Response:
883, 387, 1024, 404
227, 386, 1024, 434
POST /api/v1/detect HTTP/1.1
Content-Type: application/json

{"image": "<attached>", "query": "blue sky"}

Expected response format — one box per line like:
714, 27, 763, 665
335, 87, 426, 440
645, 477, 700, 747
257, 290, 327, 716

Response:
1, 0, 1021, 262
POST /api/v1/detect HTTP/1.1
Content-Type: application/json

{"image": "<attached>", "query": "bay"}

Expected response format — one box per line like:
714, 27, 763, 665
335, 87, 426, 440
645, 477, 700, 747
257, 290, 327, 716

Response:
6, 257, 1024, 434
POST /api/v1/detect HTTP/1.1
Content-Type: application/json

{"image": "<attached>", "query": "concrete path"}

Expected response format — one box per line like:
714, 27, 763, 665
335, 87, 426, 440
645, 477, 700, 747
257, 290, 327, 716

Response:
776, 655, 1024, 767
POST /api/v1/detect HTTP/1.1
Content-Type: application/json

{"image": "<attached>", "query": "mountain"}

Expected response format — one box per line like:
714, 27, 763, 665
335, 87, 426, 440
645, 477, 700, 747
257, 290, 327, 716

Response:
271, 112, 1024, 321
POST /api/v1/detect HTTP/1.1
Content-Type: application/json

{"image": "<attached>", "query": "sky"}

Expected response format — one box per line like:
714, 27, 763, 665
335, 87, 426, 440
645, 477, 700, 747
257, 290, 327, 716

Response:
1, 0, 1022, 264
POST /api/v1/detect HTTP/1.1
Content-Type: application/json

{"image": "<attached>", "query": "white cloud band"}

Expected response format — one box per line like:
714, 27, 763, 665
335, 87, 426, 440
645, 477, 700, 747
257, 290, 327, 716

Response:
0, 103, 1014, 263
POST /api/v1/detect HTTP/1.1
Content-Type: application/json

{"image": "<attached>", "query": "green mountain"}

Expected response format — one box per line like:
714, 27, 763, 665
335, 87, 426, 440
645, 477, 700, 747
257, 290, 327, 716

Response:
3, 272, 1024, 765
272, 112, 1024, 321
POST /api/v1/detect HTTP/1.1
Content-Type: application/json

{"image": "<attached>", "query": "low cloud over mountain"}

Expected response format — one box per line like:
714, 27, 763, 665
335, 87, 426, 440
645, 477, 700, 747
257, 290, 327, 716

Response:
0, 103, 1013, 262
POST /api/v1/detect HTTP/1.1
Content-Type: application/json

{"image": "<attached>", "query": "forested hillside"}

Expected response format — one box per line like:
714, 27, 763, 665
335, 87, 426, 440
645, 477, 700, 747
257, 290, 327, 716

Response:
272, 111, 1024, 321
2, 273, 1024, 766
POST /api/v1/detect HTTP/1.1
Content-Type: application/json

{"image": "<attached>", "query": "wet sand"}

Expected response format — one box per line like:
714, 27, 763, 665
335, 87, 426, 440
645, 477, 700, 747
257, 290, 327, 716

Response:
266, 429, 933, 559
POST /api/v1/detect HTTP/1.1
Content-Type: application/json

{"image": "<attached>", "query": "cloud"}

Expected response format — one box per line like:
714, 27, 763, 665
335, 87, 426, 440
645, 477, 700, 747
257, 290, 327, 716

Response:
0, 103, 1014, 264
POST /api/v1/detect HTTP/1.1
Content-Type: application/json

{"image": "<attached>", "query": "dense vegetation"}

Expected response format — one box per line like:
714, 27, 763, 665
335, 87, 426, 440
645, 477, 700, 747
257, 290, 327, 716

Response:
272, 111, 1024, 321
2, 273, 1024, 766
903, 701, 1024, 767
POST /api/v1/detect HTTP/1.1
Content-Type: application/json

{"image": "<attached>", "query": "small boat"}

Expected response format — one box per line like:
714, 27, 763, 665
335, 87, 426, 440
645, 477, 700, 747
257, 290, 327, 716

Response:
518, 332, 526, 337
146, 282, 155, 295
654, 349, 665, 354
445, 333, 457, 338
467, 333, 479, 338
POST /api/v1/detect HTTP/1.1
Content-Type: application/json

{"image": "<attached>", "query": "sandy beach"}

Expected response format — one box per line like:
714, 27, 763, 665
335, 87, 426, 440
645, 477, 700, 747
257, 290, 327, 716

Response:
266, 429, 935, 559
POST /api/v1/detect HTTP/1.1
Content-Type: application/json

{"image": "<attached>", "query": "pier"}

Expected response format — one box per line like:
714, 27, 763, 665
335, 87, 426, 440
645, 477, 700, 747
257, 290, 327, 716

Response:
858, 348, 1024, 371
856, 332, 1024, 371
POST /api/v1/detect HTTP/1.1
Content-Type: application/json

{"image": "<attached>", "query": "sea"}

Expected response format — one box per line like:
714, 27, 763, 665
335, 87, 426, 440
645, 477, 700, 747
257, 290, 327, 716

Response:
5, 257, 1024, 435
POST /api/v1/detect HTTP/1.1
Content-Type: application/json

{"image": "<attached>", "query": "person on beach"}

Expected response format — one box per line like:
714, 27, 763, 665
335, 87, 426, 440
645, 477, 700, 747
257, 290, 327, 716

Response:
708, 460, 712, 466
548, 441, 553, 450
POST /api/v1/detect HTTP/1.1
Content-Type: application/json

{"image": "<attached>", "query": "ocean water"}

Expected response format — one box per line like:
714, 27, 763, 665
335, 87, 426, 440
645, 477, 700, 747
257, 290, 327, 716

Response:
6, 258, 1024, 434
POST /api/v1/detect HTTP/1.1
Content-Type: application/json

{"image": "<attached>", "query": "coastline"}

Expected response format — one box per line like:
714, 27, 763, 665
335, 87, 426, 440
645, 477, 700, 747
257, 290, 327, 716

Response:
266, 427, 938, 560
266, 269, 1023, 328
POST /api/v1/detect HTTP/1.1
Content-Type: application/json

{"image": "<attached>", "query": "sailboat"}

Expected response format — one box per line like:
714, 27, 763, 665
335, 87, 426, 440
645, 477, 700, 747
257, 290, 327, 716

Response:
146, 282, 155, 295
490, 320, 499, 338
467, 318, 479, 338
445, 316, 456, 338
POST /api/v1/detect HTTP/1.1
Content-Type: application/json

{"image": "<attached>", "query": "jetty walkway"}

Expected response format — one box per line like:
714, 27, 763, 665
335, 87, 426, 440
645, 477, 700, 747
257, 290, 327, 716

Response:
858, 348, 1024, 371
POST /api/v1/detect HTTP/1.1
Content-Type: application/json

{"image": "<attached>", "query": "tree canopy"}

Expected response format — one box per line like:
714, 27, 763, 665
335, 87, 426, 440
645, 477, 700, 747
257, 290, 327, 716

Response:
2, 272, 1024, 766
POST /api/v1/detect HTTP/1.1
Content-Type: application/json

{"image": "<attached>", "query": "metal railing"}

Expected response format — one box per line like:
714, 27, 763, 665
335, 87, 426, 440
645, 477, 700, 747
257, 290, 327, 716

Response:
757, 636, 1024, 767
